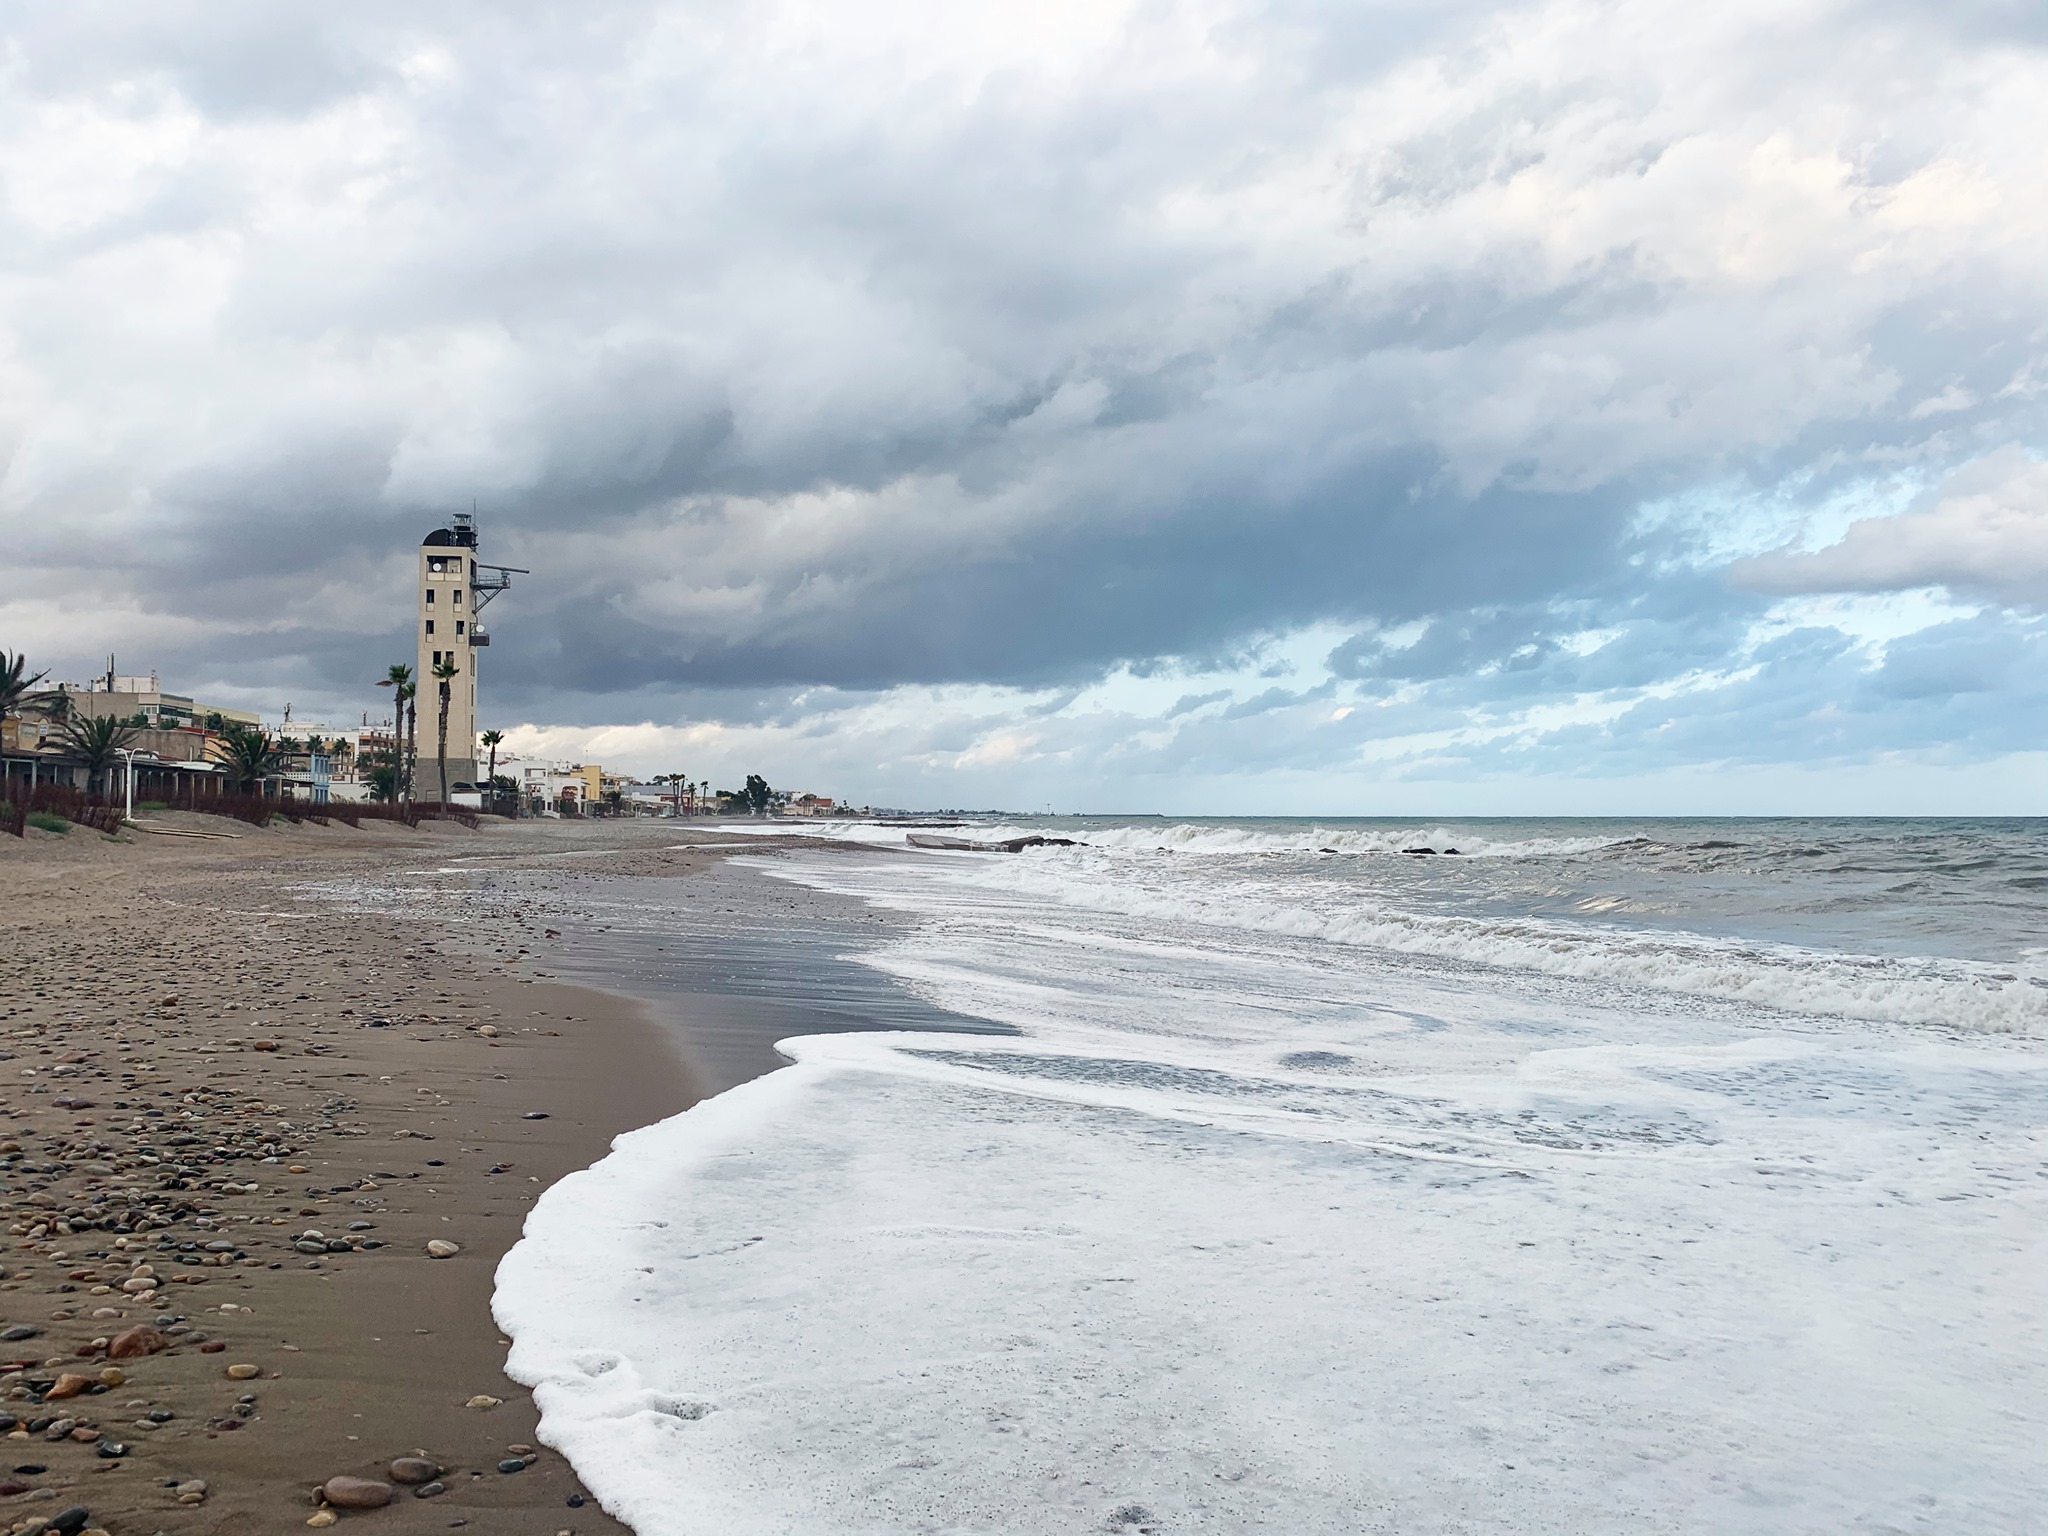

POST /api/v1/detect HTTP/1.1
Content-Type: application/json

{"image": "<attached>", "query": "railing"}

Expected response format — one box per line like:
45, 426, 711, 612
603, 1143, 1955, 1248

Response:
0, 783, 124, 837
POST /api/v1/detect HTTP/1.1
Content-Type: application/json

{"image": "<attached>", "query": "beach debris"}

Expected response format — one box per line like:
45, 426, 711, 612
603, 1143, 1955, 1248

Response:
464, 1394, 503, 1410
389, 1457, 441, 1485
320, 1475, 394, 1510
425, 1240, 461, 1259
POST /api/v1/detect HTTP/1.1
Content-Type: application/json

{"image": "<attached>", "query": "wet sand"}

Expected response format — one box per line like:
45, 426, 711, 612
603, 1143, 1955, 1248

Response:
0, 813, 815, 1535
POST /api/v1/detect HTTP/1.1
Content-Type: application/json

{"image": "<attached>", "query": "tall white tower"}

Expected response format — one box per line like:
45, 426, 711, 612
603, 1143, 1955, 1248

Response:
416, 513, 523, 797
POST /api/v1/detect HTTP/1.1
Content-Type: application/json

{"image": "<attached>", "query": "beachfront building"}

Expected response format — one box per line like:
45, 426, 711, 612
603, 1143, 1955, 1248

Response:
521, 761, 605, 815
416, 513, 524, 803
419, 520, 479, 794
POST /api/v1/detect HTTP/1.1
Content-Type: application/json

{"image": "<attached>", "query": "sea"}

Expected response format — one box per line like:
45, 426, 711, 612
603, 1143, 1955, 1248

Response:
489, 817, 2048, 1535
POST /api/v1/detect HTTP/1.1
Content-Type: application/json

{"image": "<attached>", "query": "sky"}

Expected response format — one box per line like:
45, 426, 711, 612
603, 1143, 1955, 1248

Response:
2, 0, 2045, 813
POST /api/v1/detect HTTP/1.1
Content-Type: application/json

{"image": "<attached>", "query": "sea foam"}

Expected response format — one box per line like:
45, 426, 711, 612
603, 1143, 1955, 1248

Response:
497, 828, 2048, 1534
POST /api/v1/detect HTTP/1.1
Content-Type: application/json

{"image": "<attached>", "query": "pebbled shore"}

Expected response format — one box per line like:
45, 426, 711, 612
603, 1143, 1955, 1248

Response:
0, 815, 750, 1536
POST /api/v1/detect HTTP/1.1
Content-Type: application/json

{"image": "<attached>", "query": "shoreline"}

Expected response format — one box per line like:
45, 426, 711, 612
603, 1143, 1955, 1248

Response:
0, 815, 785, 1534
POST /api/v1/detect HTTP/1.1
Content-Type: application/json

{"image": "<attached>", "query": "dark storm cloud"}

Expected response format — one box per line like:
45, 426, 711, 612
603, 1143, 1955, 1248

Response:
1, 0, 2045, 798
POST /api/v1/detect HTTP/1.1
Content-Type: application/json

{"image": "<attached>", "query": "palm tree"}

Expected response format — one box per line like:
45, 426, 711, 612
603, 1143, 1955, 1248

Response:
377, 664, 413, 807
1, 650, 48, 746
60, 714, 138, 798
215, 723, 281, 795
431, 657, 460, 804
401, 684, 417, 809
480, 729, 504, 804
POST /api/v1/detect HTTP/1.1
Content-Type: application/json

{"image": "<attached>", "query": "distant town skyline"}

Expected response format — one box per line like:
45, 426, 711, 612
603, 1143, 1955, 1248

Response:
3, 2, 2044, 813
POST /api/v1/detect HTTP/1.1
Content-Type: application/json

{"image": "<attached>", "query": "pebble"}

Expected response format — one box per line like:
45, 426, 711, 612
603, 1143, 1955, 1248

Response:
225, 1364, 261, 1380
320, 1475, 393, 1510
47, 1508, 88, 1536
105, 1326, 165, 1360
92, 1443, 124, 1461
425, 1241, 461, 1259
412, 1481, 447, 1499
173, 1479, 206, 1504
521, 1112, 549, 1120
41, 1378, 87, 1403
463, 1395, 501, 1410
94, 1370, 121, 1388
198, 1341, 226, 1354
305, 1511, 337, 1528
496, 1458, 526, 1475
389, 1457, 441, 1485
567, 1494, 586, 1508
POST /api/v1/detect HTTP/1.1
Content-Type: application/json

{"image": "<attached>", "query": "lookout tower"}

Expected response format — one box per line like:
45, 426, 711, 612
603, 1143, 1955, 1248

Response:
416, 512, 526, 797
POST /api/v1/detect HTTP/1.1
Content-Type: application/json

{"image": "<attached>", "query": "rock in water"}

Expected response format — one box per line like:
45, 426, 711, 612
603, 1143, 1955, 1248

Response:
105, 1325, 166, 1360
388, 1457, 441, 1485
321, 1476, 394, 1509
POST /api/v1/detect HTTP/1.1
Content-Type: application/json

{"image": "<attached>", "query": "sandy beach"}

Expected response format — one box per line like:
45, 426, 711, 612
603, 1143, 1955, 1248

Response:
0, 813, 761, 1536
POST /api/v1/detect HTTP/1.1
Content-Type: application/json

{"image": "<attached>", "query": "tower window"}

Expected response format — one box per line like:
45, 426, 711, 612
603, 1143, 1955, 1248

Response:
426, 588, 436, 605
455, 621, 465, 635
425, 619, 435, 635
454, 589, 463, 606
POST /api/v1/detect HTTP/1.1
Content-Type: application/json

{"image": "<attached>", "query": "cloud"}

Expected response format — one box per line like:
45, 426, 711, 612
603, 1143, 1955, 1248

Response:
0, 0, 2045, 805
1733, 447, 2048, 607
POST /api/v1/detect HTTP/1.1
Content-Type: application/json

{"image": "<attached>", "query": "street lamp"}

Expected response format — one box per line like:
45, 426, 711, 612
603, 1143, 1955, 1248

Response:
115, 747, 138, 823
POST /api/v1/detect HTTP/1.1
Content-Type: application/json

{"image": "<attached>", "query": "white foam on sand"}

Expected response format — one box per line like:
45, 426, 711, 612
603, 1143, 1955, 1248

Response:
495, 850, 2048, 1535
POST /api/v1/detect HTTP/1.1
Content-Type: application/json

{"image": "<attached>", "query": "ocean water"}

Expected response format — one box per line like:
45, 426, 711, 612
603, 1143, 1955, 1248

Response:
494, 818, 2048, 1534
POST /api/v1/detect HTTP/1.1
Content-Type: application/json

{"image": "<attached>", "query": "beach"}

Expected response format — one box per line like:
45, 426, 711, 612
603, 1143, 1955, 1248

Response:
0, 814, 756, 1535
4, 813, 2044, 1536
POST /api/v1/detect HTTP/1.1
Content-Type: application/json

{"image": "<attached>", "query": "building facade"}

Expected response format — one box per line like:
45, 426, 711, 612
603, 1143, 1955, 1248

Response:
417, 521, 482, 795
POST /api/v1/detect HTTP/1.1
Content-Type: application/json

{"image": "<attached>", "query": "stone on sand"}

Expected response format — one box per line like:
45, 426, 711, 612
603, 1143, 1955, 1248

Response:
320, 1475, 393, 1509
105, 1325, 165, 1360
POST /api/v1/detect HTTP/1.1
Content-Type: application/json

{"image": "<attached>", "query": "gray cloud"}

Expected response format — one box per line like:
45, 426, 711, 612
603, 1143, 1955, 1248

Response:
0, 0, 2044, 801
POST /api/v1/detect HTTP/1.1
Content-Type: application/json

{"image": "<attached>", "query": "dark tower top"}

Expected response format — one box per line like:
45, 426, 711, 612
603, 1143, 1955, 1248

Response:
422, 517, 479, 549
